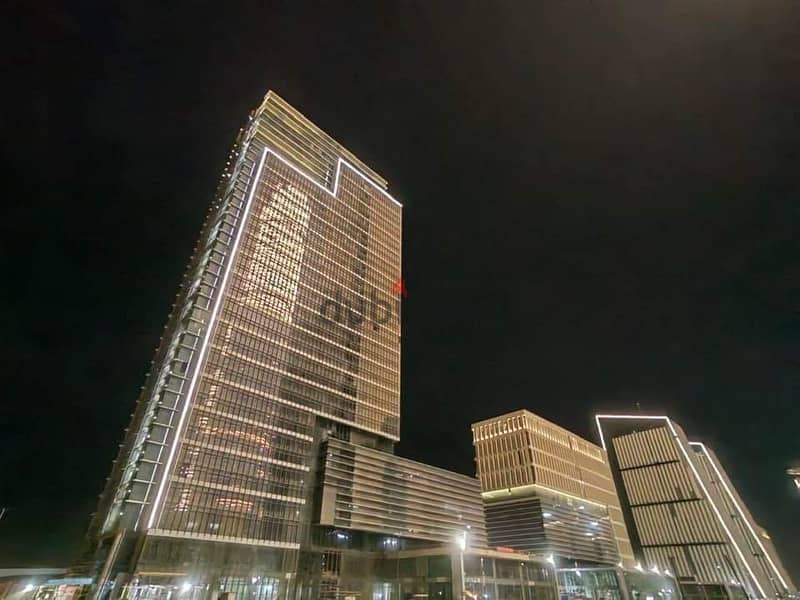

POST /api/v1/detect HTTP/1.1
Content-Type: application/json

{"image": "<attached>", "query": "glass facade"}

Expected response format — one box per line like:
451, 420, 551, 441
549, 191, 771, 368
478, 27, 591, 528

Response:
84, 92, 405, 600
150, 149, 402, 546
349, 548, 557, 600
679, 583, 748, 600
463, 552, 556, 600
557, 568, 680, 600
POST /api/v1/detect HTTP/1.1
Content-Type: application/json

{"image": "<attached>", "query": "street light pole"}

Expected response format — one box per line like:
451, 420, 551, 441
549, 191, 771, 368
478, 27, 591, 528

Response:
456, 531, 468, 600
459, 552, 465, 600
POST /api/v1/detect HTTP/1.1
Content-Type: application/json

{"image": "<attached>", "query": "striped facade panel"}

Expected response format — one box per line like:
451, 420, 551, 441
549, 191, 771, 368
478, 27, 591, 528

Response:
643, 544, 740, 583
485, 497, 548, 554
319, 438, 487, 546
580, 468, 614, 496
485, 496, 619, 565
621, 463, 699, 506
600, 418, 780, 599
539, 497, 619, 565
534, 465, 583, 498
474, 429, 536, 492
632, 501, 725, 546
583, 486, 623, 511
473, 411, 634, 566
613, 426, 679, 470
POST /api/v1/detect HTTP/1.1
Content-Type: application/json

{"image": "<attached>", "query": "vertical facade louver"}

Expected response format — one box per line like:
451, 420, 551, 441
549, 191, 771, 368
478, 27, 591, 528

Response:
596, 415, 796, 600
85, 91, 404, 600
472, 410, 634, 567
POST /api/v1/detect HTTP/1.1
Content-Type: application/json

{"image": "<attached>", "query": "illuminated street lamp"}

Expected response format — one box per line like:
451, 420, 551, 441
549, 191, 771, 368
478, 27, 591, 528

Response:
455, 531, 468, 600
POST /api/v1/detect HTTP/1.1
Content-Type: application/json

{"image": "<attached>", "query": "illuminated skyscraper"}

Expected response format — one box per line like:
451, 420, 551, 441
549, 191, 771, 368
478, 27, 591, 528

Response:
472, 410, 635, 567
595, 415, 796, 600
84, 92, 488, 600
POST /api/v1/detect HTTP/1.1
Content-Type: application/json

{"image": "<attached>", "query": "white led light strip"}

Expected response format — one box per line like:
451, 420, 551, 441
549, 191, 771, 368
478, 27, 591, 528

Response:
145, 148, 269, 529
594, 414, 767, 599
689, 441, 788, 591
481, 482, 606, 509
594, 414, 668, 451
146, 144, 402, 530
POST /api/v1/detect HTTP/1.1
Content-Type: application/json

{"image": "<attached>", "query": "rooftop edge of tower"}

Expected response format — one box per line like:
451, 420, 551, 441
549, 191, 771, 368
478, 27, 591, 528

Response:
252, 90, 389, 193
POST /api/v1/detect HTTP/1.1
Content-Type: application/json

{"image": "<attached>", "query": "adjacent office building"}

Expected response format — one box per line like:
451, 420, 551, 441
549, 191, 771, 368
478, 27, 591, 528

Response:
471, 410, 635, 567
81, 91, 495, 600
595, 415, 796, 600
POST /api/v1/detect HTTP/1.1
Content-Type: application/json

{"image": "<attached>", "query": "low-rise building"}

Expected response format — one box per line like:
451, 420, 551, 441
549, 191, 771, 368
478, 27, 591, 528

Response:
471, 410, 634, 567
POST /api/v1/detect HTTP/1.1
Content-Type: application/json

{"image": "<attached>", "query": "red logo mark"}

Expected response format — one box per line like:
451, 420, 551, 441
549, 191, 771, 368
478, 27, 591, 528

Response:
391, 278, 408, 298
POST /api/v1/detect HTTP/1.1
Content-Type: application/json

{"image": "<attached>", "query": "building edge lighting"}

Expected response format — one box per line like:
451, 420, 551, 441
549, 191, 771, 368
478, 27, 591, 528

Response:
594, 414, 768, 599
477, 410, 634, 567
594, 414, 669, 451
665, 422, 766, 599
240, 144, 403, 441
145, 142, 404, 530
271, 145, 402, 208
480, 482, 606, 510
689, 441, 789, 591
145, 147, 269, 530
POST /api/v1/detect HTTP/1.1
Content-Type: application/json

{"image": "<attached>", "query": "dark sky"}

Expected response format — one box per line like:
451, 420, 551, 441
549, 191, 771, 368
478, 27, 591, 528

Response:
2, 0, 798, 577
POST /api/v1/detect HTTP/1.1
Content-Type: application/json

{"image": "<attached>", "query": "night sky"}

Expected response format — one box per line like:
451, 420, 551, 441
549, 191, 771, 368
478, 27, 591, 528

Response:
2, 1, 799, 576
